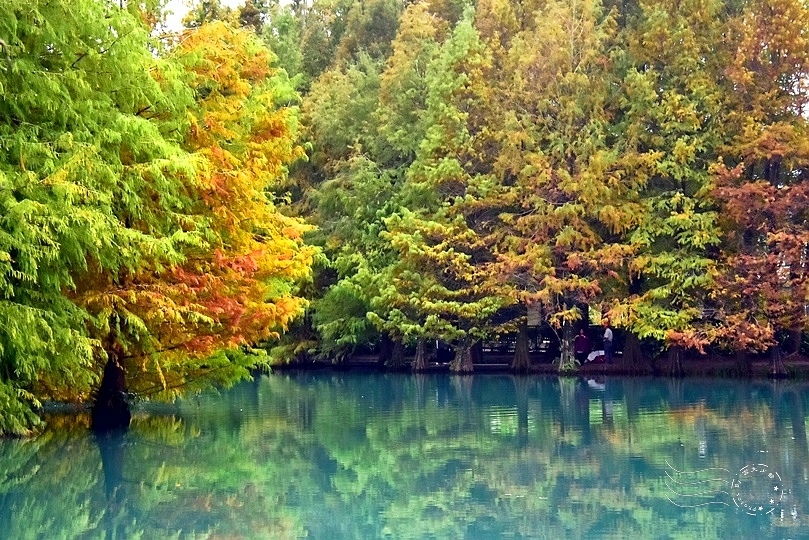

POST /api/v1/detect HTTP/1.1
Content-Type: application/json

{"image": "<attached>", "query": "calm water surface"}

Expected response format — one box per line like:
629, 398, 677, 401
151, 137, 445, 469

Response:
2, 373, 809, 539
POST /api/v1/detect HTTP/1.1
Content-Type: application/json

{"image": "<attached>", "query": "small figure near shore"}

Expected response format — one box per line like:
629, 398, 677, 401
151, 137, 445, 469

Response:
602, 319, 614, 364
574, 328, 591, 364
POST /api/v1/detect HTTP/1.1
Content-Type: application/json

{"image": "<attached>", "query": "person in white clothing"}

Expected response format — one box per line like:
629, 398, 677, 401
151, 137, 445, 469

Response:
602, 319, 614, 364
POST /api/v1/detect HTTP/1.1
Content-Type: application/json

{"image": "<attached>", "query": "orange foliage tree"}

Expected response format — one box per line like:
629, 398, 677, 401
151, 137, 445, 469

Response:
74, 22, 313, 410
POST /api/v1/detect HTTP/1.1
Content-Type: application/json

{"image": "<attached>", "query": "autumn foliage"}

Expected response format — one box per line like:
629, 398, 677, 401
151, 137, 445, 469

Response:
0, 2, 312, 434
270, 0, 808, 369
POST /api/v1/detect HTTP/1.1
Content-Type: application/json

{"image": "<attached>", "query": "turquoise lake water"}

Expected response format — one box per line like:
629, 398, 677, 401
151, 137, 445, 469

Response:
2, 372, 809, 539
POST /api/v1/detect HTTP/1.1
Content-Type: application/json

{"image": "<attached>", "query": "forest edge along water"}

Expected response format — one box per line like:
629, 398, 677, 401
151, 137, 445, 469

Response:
272, 326, 809, 380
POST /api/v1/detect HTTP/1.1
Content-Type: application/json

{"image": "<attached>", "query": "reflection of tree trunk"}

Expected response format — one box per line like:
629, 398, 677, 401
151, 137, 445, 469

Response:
92, 347, 131, 433
298, 397, 315, 430
770, 346, 787, 378
450, 375, 474, 426
512, 376, 530, 446
412, 338, 428, 372
786, 389, 809, 510
94, 429, 127, 502
414, 374, 429, 408
558, 377, 578, 434
450, 339, 474, 373
786, 390, 806, 449
769, 379, 787, 441
94, 427, 128, 540
602, 399, 614, 429
623, 378, 641, 423
667, 346, 683, 377
667, 378, 684, 407
511, 322, 531, 373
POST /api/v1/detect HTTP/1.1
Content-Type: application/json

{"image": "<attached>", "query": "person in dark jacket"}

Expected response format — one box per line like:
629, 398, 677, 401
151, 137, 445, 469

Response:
574, 328, 591, 364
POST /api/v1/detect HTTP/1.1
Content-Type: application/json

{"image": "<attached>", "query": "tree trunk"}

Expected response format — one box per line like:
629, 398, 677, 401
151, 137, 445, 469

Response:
471, 340, 483, 365
784, 328, 802, 356
511, 322, 531, 373
576, 303, 590, 333
450, 339, 474, 373
91, 350, 131, 433
412, 338, 428, 372
557, 319, 577, 372
388, 340, 407, 370
667, 345, 683, 377
735, 349, 751, 376
770, 345, 788, 378
620, 331, 646, 373
378, 333, 393, 367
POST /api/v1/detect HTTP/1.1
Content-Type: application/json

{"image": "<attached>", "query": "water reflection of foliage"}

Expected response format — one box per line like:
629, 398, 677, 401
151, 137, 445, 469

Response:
2, 375, 809, 538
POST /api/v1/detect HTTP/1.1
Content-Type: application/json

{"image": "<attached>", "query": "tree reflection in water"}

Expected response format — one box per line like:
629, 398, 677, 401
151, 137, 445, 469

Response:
0, 374, 808, 538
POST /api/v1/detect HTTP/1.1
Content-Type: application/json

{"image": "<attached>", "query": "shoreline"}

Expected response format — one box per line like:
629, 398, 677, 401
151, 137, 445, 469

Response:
271, 353, 809, 379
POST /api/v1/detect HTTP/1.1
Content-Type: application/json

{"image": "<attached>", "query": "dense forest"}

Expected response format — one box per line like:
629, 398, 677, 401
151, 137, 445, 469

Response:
0, 0, 808, 434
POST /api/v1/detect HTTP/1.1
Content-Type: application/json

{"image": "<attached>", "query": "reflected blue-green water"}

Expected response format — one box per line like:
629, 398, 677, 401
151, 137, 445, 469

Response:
2, 373, 809, 539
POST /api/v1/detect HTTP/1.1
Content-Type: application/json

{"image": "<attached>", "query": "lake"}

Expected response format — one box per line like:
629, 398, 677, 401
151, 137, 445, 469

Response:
1, 372, 808, 539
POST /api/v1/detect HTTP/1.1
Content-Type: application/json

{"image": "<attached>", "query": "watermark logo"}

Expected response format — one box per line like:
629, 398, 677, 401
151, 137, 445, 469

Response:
729, 464, 784, 515
665, 461, 785, 516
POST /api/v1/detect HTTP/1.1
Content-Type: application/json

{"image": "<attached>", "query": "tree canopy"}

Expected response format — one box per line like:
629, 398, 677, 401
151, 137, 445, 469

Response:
271, 0, 808, 371
2, 0, 809, 434
0, 1, 312, 435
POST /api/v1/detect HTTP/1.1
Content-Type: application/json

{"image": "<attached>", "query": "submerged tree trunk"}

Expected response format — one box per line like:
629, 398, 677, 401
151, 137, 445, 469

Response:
91, 350, 131, 433
511, 322, 531, 373
450, 339, 474, 373
412, 338, 428, 371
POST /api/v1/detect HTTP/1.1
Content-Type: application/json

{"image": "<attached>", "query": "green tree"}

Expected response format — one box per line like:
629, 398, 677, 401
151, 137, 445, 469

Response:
0, 0, 211, 434
0, 3, 312, 434
602, 0, 730, 370
76, 21, 314, 426
461, 0, 620, 370
377, 8, 508, 372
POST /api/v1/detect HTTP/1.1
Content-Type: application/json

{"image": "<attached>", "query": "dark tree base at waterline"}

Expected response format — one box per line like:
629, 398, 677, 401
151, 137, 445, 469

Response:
91, 358, 132, 433
91, 395, 131, 433
273, 352, 809, 379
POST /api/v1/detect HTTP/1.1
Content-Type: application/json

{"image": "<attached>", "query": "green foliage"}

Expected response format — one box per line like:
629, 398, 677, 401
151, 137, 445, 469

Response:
0, 0, 203, 431
0, 3, 313, 434
294, 0, 809, 365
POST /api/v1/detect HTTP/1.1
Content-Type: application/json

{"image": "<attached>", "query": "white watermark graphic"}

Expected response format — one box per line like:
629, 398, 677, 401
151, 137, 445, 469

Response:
664, 461, 787, 516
